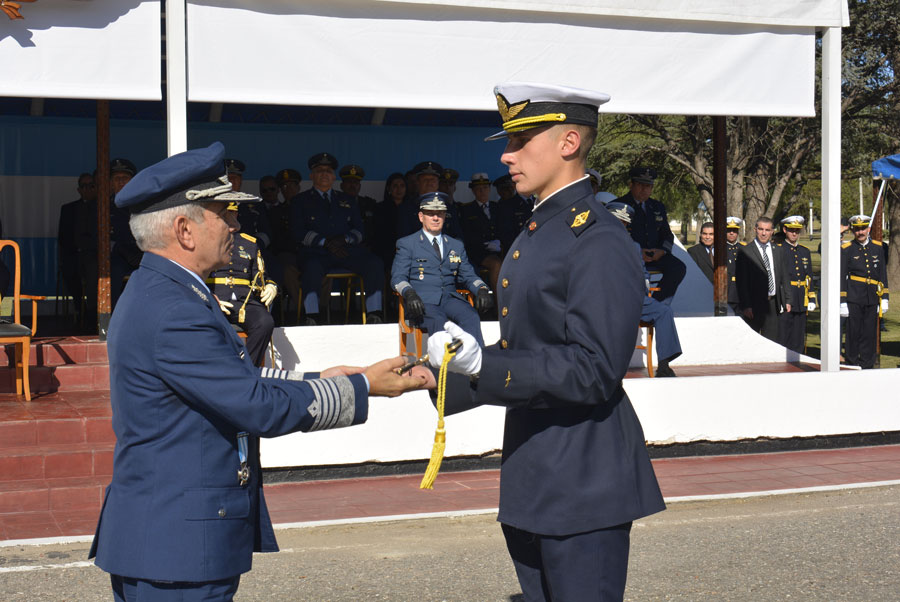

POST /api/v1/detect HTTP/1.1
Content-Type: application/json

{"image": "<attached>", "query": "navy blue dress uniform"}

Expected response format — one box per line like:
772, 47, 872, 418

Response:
617, 167, 686, 302
726, 217, 744, 314
292, 153, 384, 321
89, 143, 370, 599
206, 223, 276, 367
437, 83, 664, 601
777, 216, 817, 353
841, 215, 889, 369
460, 172, 502, 268
391, 193, 489, 347
339, 164, 379, 251
494, 174, 534, 255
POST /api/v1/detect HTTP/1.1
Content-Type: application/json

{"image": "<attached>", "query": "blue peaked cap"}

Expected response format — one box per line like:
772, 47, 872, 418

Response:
115, 142, 258, 213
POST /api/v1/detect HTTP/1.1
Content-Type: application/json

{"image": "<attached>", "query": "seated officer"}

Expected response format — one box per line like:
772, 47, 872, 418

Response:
292, 152, 384, 325
399, 161, 464, 240
206, 203, 278, 366
607, 202, 682, 377
391, 192, 493, 347
494, 173, 533, 255
339, 164, 378, 251
228, 159, 272, 249
460, 172, 502, 290
616, 166, 686, 303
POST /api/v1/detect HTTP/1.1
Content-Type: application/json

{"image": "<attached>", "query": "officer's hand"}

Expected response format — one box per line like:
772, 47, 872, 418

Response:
785, 303, 792, 313
475, 288, 494, 313
321, 365, 365, 378
882, 299, 889, 313
807, 302, 816, 312
260, 283, 278, 306
402, 288, 425, 324
840, 302, 849, 317
741, 307, 754, 320
365, 357, 427, 397
484, 239, 502, 253
218, 298, 234, 315
325, 235, 348, 258
410, 365, 437, 389
427, 321, 482, 375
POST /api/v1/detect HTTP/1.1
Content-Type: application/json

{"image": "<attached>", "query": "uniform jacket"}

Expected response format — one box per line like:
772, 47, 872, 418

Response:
726, 241, 742, 304
390, 230, 486, 305
841, 238, 889, 306
460, 200, 500, 265
687, 243, 714, 283
618, 191, 675, 253
779, 242, 817, 312
439, 177, 664, 536
291, 188, 365, 251
736, 239, 784, 312
205, 232, 275, 312
261, 201, 295, 256
90, 251, 368, 582
496, 194, 533, 255
237, 203, 273, 249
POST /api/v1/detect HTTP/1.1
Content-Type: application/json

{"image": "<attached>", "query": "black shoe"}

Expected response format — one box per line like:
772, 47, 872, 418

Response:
302, 314, 319, 326
655, 364, 677, 378
366, 311, 384, 324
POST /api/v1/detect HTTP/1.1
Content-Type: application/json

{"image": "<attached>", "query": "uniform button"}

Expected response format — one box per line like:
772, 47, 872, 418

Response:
501, 278, 509, 288
218, 508, 226, 518
501, 339, 508, 349
502, 307, 508, 317
513, 250, 520, 259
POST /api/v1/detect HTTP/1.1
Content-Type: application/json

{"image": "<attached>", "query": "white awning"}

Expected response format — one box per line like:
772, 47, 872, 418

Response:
186, 0, 832, 117
0, 1, 161, 101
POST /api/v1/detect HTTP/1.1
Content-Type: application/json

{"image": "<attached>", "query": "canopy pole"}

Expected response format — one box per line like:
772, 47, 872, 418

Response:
820, 26, 841, 372
166, 0, 188, 156
712, 116, 728, 316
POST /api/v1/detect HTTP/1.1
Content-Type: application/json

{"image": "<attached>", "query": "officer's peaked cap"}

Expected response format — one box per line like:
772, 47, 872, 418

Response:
780, 215, 805, 229
110, 158, 137, 176
606, 201, 635, 224
414, 161, 443, 177
339, 164, 365, 180
629, 166, 657, 184
308, 153, 338, 170
485, 82, 609, 141
224, 158, 245, 175
726, 216, 743, 229
849, 214, 871, 228
469, 172, 492, 188
276, 168, 301, 184
419, 192, 449, 211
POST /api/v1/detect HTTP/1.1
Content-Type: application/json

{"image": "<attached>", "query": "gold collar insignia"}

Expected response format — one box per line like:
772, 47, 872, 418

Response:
571, 210, 590, 228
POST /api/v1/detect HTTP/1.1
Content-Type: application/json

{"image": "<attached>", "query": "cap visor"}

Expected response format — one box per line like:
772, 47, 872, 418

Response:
484, 129, 509, 142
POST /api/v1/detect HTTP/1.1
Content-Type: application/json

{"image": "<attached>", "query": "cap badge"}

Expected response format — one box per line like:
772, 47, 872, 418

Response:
496, 93, 528, 122
571, 210, 590, 228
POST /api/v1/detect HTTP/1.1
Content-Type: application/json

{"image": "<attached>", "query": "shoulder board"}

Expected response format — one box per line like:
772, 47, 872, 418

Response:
568, 205, 595, 236
872, 239, 883, 246
239, 232, 256, 243
841, 241, 852, 249
740, 242, 747, 246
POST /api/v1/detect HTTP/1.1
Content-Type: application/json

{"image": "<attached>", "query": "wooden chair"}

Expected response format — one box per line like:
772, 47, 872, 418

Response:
0, 240, 46, 401
397, 289, 474, 357
635, 285, 661, 378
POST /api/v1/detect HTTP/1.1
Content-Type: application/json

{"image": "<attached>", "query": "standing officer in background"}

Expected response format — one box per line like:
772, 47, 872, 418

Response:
424, 83, 664, 601
89, 142, 424, 601
494, 173, 533, 256
109, 158, 141, 306
778, 215, 816, 353
57, 173, 96, 318
841, 214, 889, 369
439, 167, 459, 202
391, 192, 492, 347
460, 172, 502, 290
736, 216, 783, 343
726, 217, 744, 314
617, 167, 686, 303
206, 203, 278, 366
293, 153, 385, 325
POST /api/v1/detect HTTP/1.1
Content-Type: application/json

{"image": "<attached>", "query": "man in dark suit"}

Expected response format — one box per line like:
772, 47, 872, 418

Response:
89, 142, 423, 601
617, 166, 686, 303
688, 221, 715, 283
292, 153, 385, 325
841, 214, 889, 368
736, 216, 783, 342
460, 172, 502, 290
423, 82, 664, 601
57, 173, 96, 317
391, 192, 492, 346
778, 215, 817, 353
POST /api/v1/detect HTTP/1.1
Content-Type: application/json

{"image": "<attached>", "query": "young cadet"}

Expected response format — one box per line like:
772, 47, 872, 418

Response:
841, 214, 889, 368
778, 215, 817, 353
725, 217, 744, 314
422, 83, 664, 601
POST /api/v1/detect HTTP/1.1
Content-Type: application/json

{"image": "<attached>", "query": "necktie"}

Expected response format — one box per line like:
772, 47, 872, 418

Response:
432, 237, 441, 260
482, 203, 490, 219
761, 244, 775, 295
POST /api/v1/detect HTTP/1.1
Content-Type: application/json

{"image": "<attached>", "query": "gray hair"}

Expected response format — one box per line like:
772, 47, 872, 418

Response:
130, 202, 206, 251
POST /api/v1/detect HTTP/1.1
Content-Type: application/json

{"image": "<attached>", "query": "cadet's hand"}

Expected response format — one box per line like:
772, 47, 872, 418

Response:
260, 283, 278, 306
840, 302, 849, 317
427, 321, 482, 375
475, 288, 494, 313
321, 365, 365, 378
807, 302, 816, 312
402, 288, 426, 325
218, 298, 234, 315
882, 299, 889, 313
410, 365, 437, 389
365, 357, 427, 397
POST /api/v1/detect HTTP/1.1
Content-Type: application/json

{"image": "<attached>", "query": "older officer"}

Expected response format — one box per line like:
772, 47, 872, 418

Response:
778, 215, 817, 353
841, 214, 889, 368
292, 153, 385, 324
616, 166, 686, 303
391, 192, 492, 347
424, 83, 664, 601
726, 217, 744, 314
89, 142, 423, 601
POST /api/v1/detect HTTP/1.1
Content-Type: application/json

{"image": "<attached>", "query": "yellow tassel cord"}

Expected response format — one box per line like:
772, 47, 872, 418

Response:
420, 342, 458, 489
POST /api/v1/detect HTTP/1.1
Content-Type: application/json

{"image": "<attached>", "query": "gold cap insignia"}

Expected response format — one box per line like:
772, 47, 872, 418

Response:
496, 93, 528, 123
571, 210, 590, 228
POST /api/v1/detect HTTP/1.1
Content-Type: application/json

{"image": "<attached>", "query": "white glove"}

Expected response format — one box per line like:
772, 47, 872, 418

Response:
484, 239, 502, 253
218, 299, 234, 315
807, 302, 816, 312
881, 299, 889, 313
260, 283, 278, 306
427, 321, 482, 375
839, 302, 849, 317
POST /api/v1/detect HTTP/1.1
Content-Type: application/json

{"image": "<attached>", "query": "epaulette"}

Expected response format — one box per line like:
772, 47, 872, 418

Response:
568, 204, 595, 237
841, 241, 852, 249
239, 232, 256, 243
871, 239, 883, 246
740, 241, 747, 246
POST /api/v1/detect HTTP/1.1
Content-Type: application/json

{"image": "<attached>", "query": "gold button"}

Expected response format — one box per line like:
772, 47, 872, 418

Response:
502, 307, 508, 317
501, 339, 508, 349
501, 278, 509, 288
513, 250, 520, 259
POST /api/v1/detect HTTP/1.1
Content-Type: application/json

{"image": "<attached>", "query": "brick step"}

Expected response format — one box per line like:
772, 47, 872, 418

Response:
0, 416, 114, 450
0, 442, 114, 484
0, 362, 110, 394
3, 336, 108, 368
0, 476, 107, 515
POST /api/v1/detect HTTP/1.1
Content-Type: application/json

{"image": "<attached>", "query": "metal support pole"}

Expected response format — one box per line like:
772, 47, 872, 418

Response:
166, 0, 188, 156
96, 100, 111, 340
820, 27, 841, 372
712, 116, 728, 316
